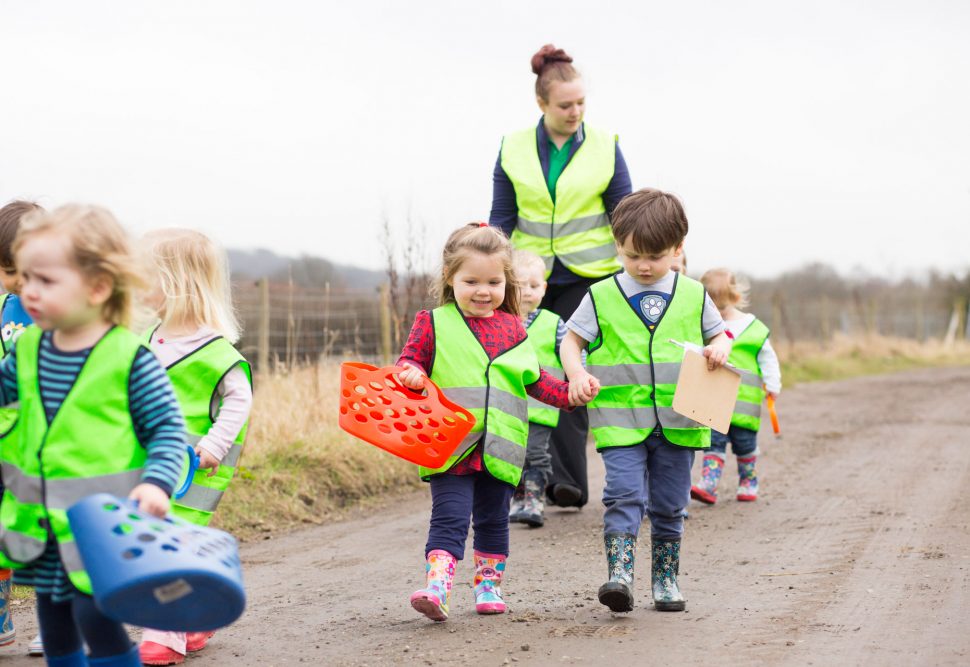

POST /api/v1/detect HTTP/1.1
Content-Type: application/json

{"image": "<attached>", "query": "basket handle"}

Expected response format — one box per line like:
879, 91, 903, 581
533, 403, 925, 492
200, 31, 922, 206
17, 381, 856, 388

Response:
174, 445, 201, 500
385, 365, 462, 407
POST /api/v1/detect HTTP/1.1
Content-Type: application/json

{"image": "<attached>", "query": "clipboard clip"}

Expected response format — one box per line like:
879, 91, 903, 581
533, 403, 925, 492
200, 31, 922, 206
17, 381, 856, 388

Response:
668, 339, 743, 375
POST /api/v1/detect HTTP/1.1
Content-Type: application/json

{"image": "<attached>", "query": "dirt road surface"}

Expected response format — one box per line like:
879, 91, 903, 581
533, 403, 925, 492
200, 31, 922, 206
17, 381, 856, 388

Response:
2, 366, 968, 666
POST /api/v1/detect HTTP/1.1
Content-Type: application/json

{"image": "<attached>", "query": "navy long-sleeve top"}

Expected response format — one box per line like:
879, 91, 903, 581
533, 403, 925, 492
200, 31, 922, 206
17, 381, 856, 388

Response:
489, 117, 633, 287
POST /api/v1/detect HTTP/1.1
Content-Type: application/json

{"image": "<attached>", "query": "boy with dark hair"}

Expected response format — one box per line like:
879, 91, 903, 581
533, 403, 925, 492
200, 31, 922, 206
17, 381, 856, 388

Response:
560, 188, 732, 613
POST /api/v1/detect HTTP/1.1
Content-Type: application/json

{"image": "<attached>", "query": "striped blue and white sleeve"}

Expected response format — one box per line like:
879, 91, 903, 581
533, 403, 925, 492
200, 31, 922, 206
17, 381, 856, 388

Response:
128, 347, 187, 496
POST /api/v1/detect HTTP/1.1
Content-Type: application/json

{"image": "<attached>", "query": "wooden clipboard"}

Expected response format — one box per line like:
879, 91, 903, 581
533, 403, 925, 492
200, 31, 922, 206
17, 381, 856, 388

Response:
671, 346, 741, 434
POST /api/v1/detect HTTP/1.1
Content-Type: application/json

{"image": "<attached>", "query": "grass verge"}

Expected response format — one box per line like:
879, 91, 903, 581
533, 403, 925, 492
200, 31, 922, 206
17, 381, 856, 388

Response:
779, 336, 970, 385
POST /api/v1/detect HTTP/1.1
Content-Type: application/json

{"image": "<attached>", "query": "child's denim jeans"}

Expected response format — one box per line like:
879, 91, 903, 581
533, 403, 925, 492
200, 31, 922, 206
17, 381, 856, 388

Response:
600, 432, 695, 541
708, 424, 758, 459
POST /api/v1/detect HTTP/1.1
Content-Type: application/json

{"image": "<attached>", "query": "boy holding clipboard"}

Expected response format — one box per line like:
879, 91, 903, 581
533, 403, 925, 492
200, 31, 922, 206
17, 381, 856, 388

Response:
560, 189, 732, 613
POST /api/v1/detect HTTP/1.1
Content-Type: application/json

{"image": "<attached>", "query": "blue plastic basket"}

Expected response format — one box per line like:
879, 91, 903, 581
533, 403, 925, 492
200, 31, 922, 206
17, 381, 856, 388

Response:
66, 493, 246, 631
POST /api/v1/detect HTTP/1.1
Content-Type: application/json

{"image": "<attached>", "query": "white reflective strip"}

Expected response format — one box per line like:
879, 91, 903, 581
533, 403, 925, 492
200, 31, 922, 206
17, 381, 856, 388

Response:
733, 401, 762, 418
558, 243, 617, 266
44, 469, 143, 510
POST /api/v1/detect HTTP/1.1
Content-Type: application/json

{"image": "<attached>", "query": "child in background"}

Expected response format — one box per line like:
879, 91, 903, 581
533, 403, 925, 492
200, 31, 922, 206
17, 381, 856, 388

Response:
0, 200, 42, 650
138, 228, 253, 665
0, 205, 186, 667
560, 189, 731, 613
397, 223, 591, 622
691, 268, 780, 504
0, 200, 42, 649
509, 250, 568, 528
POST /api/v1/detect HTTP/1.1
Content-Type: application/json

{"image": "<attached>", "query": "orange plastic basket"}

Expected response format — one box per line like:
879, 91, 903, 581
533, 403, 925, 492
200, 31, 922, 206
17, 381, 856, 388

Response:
338, 362, 477, 468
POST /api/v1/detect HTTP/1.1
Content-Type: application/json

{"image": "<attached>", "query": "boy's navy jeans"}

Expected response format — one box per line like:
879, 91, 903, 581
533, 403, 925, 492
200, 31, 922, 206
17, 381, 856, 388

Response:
425, 471, 514, 559
600, 433, 695, 541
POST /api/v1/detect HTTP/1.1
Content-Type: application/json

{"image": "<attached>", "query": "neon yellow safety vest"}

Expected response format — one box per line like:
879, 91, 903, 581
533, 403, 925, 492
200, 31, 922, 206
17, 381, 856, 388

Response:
525, 309, 562, 428
0, 326, 147, 594
501, 124, 621, 279
586, 273, 711, 449
159, 335, 252, 527
418, 304, 540, 486
727, 317, 770, 431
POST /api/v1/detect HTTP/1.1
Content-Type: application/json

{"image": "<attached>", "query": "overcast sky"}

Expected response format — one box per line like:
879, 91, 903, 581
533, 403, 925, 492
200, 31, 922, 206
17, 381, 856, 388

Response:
2, 1, 968, 279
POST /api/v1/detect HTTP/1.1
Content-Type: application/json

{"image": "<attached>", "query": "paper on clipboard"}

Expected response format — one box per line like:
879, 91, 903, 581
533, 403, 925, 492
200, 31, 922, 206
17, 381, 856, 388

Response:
669, 339, 741, 434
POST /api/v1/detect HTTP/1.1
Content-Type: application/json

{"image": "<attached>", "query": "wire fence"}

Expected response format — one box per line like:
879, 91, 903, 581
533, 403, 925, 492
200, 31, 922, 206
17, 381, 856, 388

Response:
234, 276, 970, 372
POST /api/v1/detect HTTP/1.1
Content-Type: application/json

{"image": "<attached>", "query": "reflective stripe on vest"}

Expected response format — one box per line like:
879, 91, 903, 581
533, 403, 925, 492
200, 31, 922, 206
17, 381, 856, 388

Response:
163, 336, 252, 526
525, 309, 563, 428
502, 124, 621, 279
418, 304, 540, 486
727, 318, 770, 431
586, 273, 711, 449
0, 326, 147, 593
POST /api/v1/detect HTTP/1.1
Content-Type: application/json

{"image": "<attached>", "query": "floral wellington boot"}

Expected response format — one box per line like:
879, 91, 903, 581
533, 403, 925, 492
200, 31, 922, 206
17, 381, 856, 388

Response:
410, 550, 457, 621
598, 532, 636, 612
690, 454, 724, 505
652, 539, 686, 611
473, 551, 507, 614
736, 455, 759, 501
517, 468, 546, 528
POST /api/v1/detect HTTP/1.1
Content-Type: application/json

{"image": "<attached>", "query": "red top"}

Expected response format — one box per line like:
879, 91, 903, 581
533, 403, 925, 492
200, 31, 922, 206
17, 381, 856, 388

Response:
398, 308, 571, 475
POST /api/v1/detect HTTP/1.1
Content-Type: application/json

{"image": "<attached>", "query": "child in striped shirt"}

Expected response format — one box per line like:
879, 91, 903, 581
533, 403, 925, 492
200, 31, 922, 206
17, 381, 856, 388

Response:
0, 205, 186, 667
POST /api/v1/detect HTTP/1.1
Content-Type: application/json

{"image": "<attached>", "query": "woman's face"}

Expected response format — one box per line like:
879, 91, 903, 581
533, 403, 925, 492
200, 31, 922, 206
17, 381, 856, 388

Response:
538, 78, 586, 139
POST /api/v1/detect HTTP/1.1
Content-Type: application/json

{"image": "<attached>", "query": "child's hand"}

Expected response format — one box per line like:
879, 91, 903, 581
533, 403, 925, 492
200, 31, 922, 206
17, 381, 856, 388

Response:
703, 344, 728, 370
398, 362, 426, 391
129, 483, 170, 518
568, 371, 600, 406
195, 446, 221, 477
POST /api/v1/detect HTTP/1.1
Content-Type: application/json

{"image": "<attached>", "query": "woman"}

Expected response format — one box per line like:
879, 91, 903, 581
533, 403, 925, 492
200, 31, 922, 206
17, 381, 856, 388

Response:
489, 44, 632, 508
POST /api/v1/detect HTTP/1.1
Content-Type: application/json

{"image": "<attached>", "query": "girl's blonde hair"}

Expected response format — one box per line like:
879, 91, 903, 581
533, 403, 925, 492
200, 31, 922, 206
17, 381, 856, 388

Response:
700, 267, 749, 310
142, 228, 240, 343
433, 223, 520, 316
512, 249, 547, 278
14, 204, 145, 328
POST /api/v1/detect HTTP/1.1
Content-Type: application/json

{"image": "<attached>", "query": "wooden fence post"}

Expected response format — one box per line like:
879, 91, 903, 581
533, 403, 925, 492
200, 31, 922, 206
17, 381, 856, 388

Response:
258, 278, 270, 373
380, 283, 392, 366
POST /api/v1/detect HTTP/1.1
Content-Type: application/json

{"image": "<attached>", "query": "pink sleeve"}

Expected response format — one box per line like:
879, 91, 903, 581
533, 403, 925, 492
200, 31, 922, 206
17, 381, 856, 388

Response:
197, 366, 253, 462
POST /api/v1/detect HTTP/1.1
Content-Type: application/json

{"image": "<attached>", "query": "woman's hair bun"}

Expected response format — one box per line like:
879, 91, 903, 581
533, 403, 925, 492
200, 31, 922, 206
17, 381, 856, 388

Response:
531, 44, 573, 75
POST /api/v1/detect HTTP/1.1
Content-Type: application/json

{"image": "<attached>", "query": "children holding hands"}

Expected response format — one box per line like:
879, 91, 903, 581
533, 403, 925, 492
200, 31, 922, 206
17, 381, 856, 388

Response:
560, 188, 731, 613
397, 223, 596, 622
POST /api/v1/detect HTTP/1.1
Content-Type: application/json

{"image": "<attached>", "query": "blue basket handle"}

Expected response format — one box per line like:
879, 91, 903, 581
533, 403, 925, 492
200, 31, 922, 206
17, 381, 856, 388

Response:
174, 445, 200, 500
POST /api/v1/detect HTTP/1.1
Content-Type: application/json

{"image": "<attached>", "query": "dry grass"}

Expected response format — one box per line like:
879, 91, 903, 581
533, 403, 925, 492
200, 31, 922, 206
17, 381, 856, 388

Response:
779, 335, 970, 384
214, 336, 970, 539
213, 363, 420, 540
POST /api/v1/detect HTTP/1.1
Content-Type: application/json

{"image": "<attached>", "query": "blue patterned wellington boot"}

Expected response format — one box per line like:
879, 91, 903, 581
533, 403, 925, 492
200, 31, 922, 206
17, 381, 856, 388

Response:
0, 568, 14, 647
598, 532, 636, 612
652, 539, 686, 611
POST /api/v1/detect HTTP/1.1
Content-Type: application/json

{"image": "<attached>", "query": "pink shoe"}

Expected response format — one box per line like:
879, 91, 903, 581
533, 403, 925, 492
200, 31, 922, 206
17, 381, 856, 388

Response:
140, 641, 185, 665
186, 631, 215, 652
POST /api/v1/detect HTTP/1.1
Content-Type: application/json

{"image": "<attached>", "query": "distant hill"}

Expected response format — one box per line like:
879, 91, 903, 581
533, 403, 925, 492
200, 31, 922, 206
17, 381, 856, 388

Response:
228, 248, 384, 289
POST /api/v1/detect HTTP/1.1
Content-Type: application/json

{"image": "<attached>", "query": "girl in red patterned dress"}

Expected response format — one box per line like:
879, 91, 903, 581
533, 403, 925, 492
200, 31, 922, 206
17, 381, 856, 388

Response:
397, 223, 596, 622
